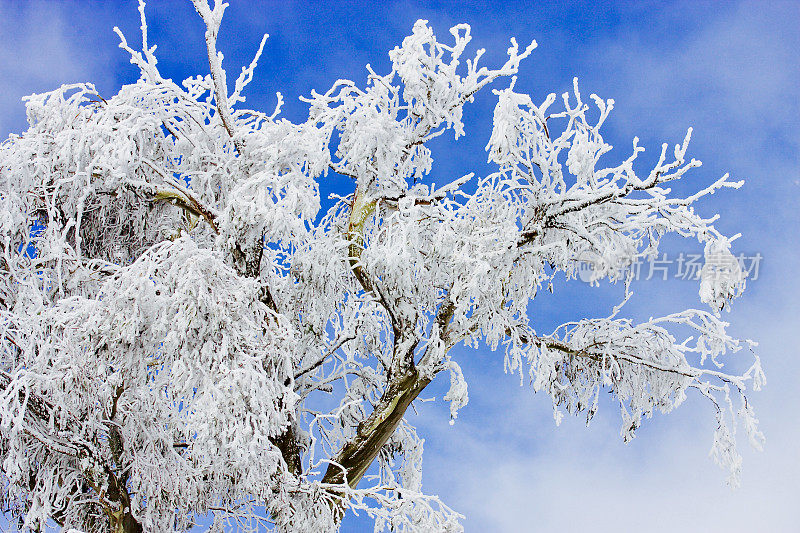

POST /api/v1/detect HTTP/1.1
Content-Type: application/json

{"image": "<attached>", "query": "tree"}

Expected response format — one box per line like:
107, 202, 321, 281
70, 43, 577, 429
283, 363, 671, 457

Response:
0, 1, 765, 531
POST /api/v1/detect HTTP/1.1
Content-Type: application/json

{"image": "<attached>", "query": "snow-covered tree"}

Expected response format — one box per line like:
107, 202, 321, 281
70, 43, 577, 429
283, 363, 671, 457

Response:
0, 1, 764, 532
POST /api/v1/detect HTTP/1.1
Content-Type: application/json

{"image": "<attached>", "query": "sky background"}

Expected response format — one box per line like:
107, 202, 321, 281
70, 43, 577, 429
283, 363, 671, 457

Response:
1, 1, 798, 531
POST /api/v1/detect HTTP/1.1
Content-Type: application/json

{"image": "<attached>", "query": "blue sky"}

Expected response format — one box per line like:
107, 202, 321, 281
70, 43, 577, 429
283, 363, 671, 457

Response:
1, 1, 798, 531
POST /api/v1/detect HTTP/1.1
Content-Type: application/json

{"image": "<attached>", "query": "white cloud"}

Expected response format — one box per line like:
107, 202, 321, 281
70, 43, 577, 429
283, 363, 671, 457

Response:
0, 2, 115, 137
586, 1, 800, 177
1, 3, 795, 531
418, 306, 800, 532
408, 2, 800, 531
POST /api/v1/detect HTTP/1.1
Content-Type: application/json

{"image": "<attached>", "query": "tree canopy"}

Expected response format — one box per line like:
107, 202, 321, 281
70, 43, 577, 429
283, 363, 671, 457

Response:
0, 1, 763, 532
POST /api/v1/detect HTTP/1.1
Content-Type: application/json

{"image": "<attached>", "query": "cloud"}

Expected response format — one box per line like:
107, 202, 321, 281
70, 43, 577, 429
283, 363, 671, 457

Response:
406, 2, 800, 531
0, 2, 116, 138
1, 3, 795, 531
584, 1, 800, 178
417, 302, 800, 532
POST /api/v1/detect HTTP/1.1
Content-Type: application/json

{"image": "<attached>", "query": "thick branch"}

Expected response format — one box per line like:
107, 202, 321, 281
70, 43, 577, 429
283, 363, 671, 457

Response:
321, 367, 430, 489
138, 160, 220, 234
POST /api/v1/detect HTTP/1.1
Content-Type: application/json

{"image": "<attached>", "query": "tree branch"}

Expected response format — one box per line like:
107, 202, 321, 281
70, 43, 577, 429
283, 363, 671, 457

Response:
191, 0, 246, 155
294, 334, 356, 381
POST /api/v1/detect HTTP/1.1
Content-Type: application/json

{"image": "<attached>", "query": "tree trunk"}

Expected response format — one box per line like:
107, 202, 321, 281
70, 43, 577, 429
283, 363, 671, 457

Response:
120, 512, 143, 533
322, 368, 430, 488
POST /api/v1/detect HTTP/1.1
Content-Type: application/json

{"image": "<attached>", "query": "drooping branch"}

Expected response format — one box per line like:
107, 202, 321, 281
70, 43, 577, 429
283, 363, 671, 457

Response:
0, 370, 143, 532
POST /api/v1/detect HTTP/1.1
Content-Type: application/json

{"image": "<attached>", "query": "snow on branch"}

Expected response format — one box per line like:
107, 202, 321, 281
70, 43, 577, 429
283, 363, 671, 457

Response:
0, 3, 763, 531
501, 309, 763, 485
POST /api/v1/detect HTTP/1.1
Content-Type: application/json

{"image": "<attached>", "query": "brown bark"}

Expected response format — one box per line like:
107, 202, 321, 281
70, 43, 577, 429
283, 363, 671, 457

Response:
317, 186, 444, 518
321, 368, 430, 488
270, 422, 303, 477
121, 512, 143, 533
